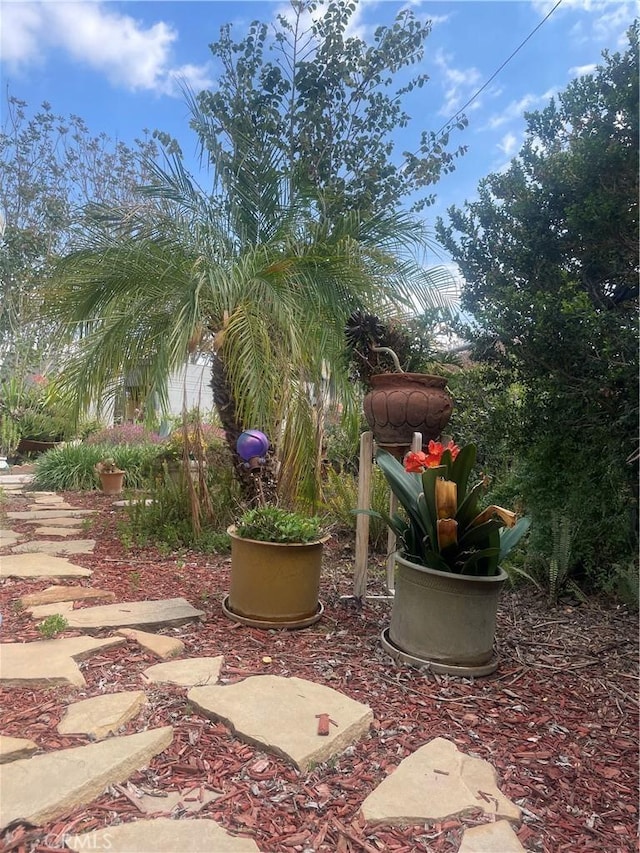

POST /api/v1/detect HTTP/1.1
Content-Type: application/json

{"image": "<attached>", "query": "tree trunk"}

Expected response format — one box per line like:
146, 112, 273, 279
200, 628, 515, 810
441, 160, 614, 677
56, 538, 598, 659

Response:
210, 353, 277, 505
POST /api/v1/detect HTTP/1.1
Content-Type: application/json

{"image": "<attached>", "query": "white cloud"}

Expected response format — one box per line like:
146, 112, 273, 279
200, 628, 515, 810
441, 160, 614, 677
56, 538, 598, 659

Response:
0, 3, 46, 66
482, 89, 555, 131
400, 3, 451, 27
532, 0, 636, 47
568, 62, 598, 76
433, 49, 482, 117
0, 1, 213, 96
498, 131, 518, 156
167, 64, 216, 98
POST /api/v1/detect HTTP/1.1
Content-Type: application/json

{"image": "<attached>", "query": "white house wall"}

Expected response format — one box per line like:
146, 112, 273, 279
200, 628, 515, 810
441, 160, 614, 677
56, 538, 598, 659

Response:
166, 362, 214, 416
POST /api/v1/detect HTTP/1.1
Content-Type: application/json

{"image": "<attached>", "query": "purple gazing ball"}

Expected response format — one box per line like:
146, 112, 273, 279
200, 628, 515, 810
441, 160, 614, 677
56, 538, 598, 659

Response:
236, 430, 270, 461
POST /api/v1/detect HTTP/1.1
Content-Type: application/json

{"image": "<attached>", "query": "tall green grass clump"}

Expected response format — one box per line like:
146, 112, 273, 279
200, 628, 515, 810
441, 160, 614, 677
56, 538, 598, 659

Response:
118, 462, 240, 553
33, 443, 160, 491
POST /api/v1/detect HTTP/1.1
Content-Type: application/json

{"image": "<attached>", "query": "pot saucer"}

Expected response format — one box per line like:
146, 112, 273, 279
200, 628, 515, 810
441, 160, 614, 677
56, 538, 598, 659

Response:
381, 627, 499, 677
222, 596, 323, 630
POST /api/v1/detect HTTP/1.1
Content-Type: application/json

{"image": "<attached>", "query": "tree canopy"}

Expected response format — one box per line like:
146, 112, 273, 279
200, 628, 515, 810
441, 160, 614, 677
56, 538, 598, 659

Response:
48, 0, 463, 505
185, 0, 467, 218
0, 95, 157, 379
436, 23, 639, 581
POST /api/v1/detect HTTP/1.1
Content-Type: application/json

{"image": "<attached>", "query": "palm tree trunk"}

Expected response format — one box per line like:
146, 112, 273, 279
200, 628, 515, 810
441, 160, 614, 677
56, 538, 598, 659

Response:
210, 353, 277, 505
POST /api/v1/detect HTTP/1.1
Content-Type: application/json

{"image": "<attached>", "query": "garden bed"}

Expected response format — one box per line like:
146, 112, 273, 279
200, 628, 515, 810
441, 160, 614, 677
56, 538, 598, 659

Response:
0, 489, 637, 852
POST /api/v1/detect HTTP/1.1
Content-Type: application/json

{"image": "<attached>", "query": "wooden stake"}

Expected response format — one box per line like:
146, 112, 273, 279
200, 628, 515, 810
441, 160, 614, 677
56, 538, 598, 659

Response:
353, 431, 373, 599
385, 432, 423, 591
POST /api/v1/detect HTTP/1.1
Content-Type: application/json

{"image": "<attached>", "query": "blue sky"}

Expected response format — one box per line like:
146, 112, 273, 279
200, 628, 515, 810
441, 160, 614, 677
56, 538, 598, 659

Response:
1, 0, 636, 242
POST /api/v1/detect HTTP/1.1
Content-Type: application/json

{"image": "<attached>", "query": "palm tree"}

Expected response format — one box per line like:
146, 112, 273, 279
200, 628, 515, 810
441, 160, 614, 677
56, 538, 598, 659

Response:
49, 124, 458, 507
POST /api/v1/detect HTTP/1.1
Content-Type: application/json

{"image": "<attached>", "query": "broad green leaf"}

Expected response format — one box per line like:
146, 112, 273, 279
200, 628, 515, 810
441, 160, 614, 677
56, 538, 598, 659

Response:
418, 549, 452, 573
460, 547, 501, 576
455, 480, 484, 530
499, 517, 531, 560
376, 449, 425, 532
450, 443, 477, 503
458, 518, 501, 549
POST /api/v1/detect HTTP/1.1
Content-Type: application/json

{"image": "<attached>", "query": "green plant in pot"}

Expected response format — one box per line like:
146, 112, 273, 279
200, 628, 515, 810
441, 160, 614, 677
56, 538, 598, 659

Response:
371, 440, 530, 675
224, 505, 329, 629
95, 457, 126, 495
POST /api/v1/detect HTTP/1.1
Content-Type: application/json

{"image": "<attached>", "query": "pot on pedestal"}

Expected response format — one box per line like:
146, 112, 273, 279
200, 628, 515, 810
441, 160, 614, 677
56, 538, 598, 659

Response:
363, 373, 453, 448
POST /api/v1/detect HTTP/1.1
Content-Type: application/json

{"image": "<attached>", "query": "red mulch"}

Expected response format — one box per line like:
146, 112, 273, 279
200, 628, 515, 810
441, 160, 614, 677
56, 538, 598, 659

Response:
0, 489, 638, 853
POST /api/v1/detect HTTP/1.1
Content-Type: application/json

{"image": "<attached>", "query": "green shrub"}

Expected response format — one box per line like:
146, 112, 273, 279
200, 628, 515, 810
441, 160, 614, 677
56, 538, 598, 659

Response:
1, 375, 78, 443
448, 365, 639, 599
322, 465, 389, 551
604, 560, 640, 609
447, 364, 523, 483
323, 418, 362, 475
119, 463, 239, 552
0, 415, 20, 456
514, 427, 637, 594
33, 443, 160, 491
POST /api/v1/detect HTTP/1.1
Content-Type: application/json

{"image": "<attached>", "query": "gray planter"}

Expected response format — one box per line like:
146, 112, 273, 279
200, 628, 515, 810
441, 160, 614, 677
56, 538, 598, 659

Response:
384, 553, 508, 676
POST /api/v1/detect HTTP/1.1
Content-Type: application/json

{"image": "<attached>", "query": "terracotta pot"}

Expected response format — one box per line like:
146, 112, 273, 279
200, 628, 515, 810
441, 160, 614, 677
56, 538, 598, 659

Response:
98, 470, 125, 495
225, 526, 328, 627
384, 553, 507, 676
363, 373, 453, 447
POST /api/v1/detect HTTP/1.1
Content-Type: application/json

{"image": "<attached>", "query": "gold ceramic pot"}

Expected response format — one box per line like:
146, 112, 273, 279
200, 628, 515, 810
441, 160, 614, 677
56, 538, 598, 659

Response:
224, 526, 329, 628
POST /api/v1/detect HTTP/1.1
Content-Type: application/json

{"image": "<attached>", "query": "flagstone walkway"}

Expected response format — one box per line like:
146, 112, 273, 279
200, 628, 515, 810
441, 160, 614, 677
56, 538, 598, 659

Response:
0, 473, 528, 852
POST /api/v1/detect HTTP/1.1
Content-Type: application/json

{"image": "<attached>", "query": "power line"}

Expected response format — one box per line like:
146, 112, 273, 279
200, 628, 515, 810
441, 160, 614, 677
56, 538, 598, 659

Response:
407, 0, 565, 161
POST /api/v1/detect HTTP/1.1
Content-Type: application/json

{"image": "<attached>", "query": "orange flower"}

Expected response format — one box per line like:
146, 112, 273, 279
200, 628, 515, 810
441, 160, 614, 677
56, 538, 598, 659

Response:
425, 439, 460, 467
404, 451, 430, 473
405, 441, 461, 473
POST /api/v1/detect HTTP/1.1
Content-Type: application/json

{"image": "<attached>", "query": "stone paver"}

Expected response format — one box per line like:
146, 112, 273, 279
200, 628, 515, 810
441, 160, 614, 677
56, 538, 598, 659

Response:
0, 528, 22, 547
458, 819, 526, 852
58, 690, 147, 740
0, 553, 92, 579
65, 598, 205, 631
65, 817, 261, 852
0, 636, 126, 687
32, 526, 85, 537
0, 726, 173, 830
188, 675, 373, 772
360, 737, 521, 825
27, 601, 75, 618
143, 656, 223, 687
7, 509, 94, 520
11, 538, 96, 555
31, 493, 66, 503
112, 498, 155, 507
19, 586, 115, 608
23, 516, 91, 528
28, 501, 75, 510
0, 473, 34, 485
0, 735, 38, 764
118, 628, 185, 660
